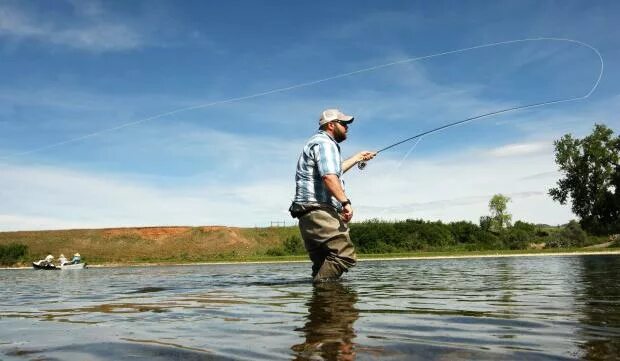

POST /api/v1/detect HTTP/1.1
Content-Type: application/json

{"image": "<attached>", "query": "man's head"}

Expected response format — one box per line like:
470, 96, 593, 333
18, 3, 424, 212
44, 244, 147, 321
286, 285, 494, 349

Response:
319, 108, 354, 143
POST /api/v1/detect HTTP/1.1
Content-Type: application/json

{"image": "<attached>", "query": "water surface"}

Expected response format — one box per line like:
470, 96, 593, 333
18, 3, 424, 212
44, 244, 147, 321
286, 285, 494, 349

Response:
1, 255, 619, 360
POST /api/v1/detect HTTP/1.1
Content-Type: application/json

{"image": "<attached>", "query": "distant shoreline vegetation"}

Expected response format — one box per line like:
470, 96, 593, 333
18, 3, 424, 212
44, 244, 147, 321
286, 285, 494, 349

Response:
0, 219, 617, 267
266, 218, 617, 257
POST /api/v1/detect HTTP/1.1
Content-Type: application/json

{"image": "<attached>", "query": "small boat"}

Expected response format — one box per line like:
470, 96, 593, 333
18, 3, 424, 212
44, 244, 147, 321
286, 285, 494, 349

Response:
32, 261, 87, 270
59, 262, 87, 270
32, 260, 59, 270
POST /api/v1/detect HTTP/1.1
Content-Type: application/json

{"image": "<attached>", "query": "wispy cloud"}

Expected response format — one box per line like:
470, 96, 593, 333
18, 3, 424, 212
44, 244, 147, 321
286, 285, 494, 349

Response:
487, 141, 551, 158
0, 1, 146, 51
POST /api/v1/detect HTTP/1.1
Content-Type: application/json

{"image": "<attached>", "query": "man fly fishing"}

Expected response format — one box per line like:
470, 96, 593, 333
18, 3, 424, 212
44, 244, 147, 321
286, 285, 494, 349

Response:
290, 108, 376, 282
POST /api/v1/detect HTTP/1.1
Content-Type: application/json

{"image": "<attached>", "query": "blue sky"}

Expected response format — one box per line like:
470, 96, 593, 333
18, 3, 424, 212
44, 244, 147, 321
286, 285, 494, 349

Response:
1, 0, 619, 231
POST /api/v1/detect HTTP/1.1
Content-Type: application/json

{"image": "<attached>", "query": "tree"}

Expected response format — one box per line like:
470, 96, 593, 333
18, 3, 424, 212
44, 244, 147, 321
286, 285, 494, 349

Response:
549, 124, 620, 234
488, 194, 512, 232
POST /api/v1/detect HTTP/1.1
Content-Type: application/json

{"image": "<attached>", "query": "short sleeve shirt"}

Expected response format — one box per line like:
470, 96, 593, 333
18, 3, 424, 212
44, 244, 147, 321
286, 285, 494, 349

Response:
293, 131, 345, 209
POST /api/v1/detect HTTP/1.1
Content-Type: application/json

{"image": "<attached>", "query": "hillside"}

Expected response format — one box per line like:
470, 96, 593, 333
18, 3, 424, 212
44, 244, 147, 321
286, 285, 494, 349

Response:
0, 226, 301, 265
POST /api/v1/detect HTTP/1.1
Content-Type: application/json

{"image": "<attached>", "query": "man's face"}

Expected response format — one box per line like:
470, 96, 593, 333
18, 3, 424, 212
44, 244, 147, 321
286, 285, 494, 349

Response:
332, 121, 348, 143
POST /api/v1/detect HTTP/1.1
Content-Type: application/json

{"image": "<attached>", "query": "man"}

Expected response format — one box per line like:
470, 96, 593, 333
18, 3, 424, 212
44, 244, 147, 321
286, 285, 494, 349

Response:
290, 108, 375, 282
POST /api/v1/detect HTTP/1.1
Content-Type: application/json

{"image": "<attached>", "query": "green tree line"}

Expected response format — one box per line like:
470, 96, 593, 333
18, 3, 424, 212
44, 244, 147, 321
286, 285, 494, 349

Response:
270, 217, 602, 256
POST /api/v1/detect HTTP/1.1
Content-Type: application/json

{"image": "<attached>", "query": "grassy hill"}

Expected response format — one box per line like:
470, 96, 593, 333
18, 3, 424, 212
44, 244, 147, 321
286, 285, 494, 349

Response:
0, 226, 301, 265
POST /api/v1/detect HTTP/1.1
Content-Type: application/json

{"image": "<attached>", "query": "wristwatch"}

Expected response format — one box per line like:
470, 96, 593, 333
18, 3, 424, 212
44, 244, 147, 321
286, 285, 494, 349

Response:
341, 199, 351, 207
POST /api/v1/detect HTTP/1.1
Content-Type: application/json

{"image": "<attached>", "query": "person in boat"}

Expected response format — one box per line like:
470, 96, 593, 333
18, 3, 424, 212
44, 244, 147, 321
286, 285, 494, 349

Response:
58, 254, 68, 266
42, 254, 54, 266
69, 253, 81, 264
289, 108, 375, 282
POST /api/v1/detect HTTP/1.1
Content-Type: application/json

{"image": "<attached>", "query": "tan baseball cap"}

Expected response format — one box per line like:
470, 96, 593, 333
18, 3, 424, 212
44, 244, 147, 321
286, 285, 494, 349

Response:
319, 108, 354, 127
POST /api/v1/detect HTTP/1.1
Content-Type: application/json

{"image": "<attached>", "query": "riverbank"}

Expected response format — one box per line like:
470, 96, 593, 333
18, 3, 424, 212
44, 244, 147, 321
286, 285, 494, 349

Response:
3, 248, 619, 270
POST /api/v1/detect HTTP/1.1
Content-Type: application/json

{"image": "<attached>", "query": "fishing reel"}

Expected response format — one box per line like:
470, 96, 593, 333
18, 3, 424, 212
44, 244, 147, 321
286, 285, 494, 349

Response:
357, 161, 367, 170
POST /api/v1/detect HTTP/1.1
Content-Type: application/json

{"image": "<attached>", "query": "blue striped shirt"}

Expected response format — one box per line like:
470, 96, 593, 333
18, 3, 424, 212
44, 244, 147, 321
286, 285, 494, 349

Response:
293, 131, 345, 209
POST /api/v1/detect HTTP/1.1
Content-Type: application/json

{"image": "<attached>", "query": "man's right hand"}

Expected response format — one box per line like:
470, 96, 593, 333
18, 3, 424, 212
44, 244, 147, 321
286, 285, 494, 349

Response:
342, 203, 353, 222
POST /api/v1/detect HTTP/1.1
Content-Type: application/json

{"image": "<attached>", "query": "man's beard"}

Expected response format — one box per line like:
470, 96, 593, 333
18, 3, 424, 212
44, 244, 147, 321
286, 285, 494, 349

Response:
334, 128, 347, 143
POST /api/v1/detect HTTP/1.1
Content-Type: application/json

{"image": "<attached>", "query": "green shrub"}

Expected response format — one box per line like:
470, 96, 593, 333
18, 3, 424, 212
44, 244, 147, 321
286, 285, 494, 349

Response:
282, 235, 305, 255
265, 248, 286, 257
513, 221, 537, 236
502, 228, 530, 250
0, 243, 29, 266
475, 231, 504, 250
561, 220, 587, 247
544, 221, 588, 248
449, 221, 480, 243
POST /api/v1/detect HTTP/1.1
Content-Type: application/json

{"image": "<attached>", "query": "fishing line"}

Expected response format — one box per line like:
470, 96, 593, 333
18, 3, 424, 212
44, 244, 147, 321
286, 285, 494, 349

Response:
358, 39, 604, 169
395, 136, 423, 170
1, 37, 603, 160
374, 136, 424, 218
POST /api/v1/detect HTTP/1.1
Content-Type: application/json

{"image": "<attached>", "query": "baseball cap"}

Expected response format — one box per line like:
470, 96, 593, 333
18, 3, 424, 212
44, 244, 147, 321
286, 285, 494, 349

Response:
319, 108, 354, 127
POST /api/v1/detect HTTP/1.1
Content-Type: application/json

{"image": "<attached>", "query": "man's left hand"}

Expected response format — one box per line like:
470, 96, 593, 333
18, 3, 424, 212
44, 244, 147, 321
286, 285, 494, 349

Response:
342, 203, 353, 223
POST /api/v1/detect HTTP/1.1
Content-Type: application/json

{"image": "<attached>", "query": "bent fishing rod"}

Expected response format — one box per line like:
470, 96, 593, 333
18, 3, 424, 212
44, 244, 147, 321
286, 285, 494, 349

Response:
357, 97, 599, 171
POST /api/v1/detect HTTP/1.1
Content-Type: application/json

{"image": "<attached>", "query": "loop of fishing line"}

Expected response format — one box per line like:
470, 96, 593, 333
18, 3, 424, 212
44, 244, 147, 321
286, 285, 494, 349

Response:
356, 38, 603, 170
1, 37, 603, 161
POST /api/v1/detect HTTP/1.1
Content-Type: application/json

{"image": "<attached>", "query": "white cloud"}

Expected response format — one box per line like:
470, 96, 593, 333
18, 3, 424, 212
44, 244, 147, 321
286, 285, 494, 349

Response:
0, 162, 293, 231
0, 2, 145, 51
0, 130, 576, 232
487, 141, 551, 157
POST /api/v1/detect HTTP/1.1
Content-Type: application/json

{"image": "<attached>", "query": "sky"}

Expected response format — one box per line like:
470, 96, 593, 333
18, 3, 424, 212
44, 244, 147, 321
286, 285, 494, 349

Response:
1, 0, 619, 231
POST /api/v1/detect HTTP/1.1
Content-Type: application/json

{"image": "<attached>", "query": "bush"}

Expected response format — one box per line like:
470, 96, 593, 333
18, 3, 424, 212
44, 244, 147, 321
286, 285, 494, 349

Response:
502, 228, 530, 250
0, 243, 29, 266
265, 248, 286, 257
474, 231, 504, 250
413, 220, 455, 248
561, 220, 587, 247
513, 221, 537, 236
544, 221, 588, 248
282, 235, 305, 255
450, 221, 480, 243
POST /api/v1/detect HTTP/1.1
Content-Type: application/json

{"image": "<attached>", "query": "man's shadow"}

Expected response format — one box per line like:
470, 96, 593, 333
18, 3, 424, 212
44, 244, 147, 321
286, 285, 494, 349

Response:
292, 282, 359, 361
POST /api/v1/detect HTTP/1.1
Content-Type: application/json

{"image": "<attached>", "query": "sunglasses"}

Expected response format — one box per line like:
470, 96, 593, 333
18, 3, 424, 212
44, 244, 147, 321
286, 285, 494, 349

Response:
335, 120, 350, 127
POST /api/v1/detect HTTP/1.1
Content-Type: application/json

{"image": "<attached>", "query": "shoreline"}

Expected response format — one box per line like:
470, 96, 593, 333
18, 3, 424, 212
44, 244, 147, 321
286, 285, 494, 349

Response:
2, 249, 619, 270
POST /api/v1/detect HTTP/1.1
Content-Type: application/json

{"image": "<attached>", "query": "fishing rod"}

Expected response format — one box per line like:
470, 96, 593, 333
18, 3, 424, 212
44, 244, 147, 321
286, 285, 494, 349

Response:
358, 96, 600, 171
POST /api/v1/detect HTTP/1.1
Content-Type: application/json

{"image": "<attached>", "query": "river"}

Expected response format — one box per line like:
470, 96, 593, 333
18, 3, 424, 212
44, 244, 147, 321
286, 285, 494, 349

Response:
1, 255, 619, 360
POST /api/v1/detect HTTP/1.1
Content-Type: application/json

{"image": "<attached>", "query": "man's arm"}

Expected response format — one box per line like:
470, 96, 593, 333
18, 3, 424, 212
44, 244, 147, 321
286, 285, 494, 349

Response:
342, 151, 377, 173
323, 174, 353, 222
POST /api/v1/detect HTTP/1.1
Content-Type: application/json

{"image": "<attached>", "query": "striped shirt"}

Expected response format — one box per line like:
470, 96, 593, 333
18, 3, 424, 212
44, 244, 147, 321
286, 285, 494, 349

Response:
293, 130, 345, 209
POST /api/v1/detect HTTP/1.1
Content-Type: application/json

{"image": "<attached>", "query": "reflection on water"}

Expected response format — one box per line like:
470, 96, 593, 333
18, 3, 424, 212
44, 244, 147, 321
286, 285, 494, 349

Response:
1, 255, 620, 360
292, 282, 359, 360
579, 256, 620, 359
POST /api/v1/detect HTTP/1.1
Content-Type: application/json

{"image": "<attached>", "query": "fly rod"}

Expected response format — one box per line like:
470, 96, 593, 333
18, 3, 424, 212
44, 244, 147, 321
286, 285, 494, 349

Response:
358, 97, 596, 170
